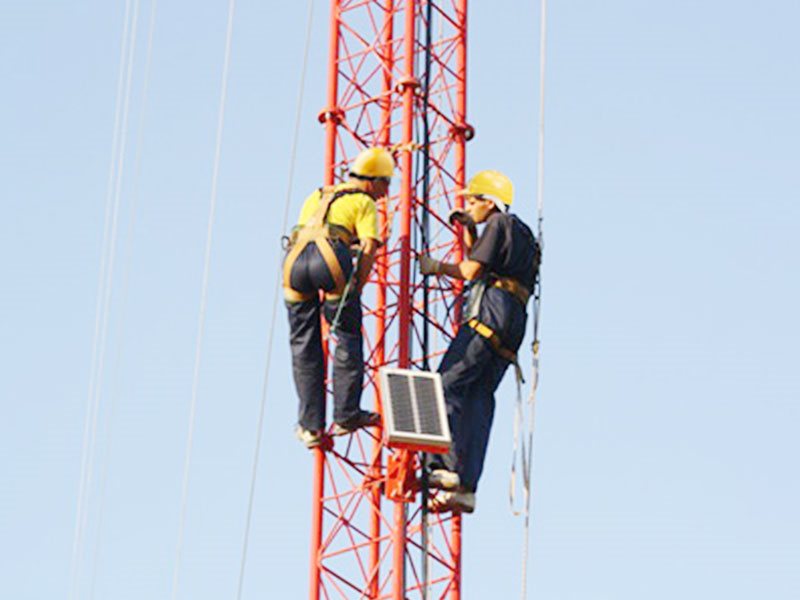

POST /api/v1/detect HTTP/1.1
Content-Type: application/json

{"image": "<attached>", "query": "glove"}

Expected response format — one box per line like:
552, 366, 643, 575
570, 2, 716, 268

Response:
448, 208, 474, 227
419, 255, 442, 276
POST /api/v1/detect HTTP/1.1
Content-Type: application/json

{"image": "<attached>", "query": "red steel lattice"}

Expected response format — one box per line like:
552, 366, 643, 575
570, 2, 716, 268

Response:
310, 1, 470, 598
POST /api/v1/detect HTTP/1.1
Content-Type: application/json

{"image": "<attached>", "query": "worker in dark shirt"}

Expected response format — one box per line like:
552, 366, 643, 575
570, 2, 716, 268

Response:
285, 148, 395, 448
419, 170, 540, 513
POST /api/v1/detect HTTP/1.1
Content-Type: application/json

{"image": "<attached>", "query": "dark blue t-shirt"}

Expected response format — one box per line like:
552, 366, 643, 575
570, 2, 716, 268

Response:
469, 211, 539, 293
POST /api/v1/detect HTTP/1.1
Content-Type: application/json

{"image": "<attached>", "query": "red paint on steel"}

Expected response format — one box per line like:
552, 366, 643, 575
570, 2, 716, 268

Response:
369, 3, 395, 595
450, 515, 462, 600
392, 1, 417, 597
309, 448, 325, 600
323, 0, 341, 186
305, 2, 470, 597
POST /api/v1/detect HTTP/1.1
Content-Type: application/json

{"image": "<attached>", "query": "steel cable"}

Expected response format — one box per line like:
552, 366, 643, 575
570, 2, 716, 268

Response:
88, 1, 159, 597
519, 0, 548, 598
70, 2, 138, 597
170, 0, 237, 597
234, 1, 316, 597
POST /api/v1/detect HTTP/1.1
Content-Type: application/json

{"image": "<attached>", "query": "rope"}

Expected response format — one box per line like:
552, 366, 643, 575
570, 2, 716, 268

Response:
171, 1, 236, 597
330, 247, 362, 334
70, 2, 137, 597
234, 0, 315, 596
519, 0, 547, 598
88, 1, 159, 597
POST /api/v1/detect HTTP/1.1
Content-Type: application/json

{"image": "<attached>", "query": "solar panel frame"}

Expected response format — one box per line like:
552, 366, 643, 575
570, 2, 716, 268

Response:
379, 367, 451, 452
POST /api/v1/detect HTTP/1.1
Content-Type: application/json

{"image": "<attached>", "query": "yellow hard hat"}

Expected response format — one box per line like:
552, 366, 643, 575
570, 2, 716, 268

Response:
457, 170, 514, 208
350, 147, 395, 180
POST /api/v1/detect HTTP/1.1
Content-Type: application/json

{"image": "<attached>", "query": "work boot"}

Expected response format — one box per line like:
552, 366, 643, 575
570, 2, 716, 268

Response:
295, 425, 323, 449
427, 469, 460, 490
428, 490, 476, 514
331, 410, 381, 436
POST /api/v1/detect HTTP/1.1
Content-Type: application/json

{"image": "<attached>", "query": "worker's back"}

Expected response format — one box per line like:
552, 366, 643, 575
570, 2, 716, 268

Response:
296, 183, 378, 243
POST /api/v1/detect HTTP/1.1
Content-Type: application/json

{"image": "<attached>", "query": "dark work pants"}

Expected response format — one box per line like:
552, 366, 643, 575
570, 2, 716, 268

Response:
285, 241, 363, 432
433, 287, 528, 492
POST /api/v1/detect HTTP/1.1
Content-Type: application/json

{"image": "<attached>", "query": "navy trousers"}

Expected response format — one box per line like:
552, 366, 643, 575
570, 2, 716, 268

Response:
433, 287, 528, 492
285, 240, 363, 432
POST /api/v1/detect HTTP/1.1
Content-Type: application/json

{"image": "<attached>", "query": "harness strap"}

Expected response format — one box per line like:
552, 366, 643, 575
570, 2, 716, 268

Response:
282, 187, 354, 302
491, 276, 531, 305
465, 316, 532, 522
284, 287, 314, 302
315, 236, 347, 291
466, 318, 524, 384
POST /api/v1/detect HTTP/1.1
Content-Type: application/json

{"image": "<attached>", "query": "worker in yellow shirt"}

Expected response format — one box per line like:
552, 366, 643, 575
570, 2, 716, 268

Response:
284, 147, 395, 448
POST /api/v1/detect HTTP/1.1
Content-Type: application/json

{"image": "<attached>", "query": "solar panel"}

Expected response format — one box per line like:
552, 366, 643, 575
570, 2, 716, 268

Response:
379, 368, 451, 453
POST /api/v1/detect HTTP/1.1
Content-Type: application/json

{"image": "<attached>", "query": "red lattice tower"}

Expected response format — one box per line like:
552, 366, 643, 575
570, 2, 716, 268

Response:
310, 1, 472, 597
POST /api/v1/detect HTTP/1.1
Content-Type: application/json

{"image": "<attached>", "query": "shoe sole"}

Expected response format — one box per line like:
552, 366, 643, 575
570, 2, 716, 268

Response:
427, 472, 460, 491
428, 502, 474, 514
296, 428, 322, 448
331, 419, 381, 436
427, 491, 475, 514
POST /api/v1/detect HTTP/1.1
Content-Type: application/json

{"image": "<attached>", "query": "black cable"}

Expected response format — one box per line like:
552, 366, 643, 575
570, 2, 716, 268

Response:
420, 1, 433, 374
418, 2, 435, 598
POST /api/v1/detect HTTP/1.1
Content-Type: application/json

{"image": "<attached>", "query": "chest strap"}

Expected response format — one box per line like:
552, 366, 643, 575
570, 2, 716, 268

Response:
491, 276, 530, 305
283, 187, 354, 302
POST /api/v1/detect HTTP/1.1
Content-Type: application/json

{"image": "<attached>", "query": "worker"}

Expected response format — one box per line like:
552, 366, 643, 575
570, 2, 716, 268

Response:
419, 170, 540, 513
285, 147, 395, 448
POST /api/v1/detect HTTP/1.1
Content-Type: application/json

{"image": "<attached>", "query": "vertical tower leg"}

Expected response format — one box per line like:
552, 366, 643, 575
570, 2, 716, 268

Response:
309, 449, 325, 600
393, 0, 418, 596
307, 1, 470, 597
369, 3, 396, 597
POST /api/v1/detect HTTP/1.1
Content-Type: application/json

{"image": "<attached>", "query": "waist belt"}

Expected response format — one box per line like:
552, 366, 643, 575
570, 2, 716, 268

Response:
491, 276, 530, 305
327, 224, 354, 245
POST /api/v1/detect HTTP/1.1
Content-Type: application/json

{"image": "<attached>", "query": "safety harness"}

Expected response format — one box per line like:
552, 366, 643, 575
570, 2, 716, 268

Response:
465, 274, 531, 380
282, 186, 356, 303
490, 276, 530, 305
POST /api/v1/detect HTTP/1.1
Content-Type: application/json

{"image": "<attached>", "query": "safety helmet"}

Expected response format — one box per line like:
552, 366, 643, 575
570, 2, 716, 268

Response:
457, 170, 513, 210
350, 147, 395, 180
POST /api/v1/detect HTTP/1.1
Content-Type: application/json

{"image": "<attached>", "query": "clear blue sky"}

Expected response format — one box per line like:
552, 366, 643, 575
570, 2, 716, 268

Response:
2, 0, 799, 598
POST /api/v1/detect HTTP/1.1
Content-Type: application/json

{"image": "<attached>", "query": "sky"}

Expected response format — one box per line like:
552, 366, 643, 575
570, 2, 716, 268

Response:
2, 0, 799, 599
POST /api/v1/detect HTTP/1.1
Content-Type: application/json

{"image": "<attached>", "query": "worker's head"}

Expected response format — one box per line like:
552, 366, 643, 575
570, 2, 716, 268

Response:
349, 147, 395, 199
457, 170, 513, 223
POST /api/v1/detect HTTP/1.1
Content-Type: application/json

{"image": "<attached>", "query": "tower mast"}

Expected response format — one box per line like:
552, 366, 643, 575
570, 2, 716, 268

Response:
310, 2, 471, 597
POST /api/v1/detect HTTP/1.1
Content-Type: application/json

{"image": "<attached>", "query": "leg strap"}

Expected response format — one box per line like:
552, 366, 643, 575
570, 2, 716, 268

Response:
314, 236, 347, 294
284, 287, 314, 302
283, 235, 309, 296
466, 318, 525, 384
466, 318, 517, 364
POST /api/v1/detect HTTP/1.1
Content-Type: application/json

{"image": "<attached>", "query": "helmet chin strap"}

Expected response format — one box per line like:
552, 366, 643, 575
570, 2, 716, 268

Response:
489, 197, 509, 213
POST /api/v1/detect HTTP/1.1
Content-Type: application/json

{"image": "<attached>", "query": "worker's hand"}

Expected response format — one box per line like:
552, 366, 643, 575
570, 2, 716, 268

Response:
419, 255, 442, 276
448, 208, 474, 228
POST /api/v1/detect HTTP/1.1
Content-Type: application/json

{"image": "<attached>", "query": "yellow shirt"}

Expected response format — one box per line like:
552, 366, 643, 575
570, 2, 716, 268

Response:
297, 184, 379, 241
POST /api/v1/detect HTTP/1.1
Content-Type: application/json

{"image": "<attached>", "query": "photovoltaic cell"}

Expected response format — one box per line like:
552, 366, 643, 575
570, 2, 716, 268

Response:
387, 372, 416, 432
381, 369, 450, 452
413, 376, 442, 436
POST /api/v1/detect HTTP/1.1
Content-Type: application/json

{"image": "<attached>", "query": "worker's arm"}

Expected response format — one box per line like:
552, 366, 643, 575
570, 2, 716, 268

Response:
440, 259, 484, 281
356, 238, 379, 292
462, 226, 478, 252
449, 208, 478, 251
420, 210, 501, 280
419, 255, 484, 281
